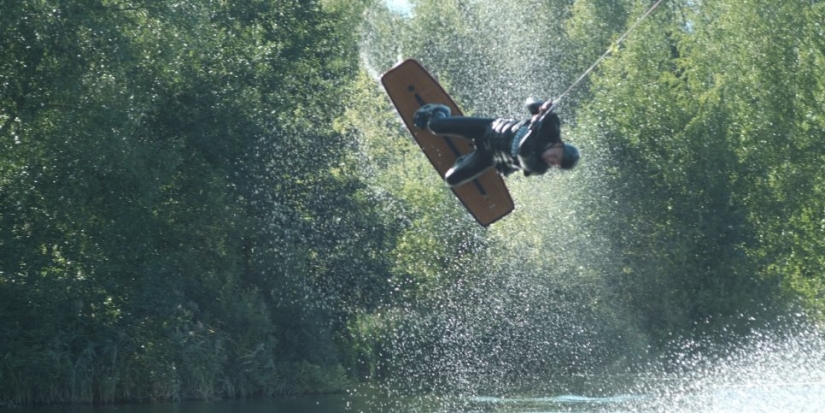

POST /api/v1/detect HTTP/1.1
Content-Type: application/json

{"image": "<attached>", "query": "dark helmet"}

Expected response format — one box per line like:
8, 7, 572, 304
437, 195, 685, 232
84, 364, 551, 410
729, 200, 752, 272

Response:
560, 143, 580, 170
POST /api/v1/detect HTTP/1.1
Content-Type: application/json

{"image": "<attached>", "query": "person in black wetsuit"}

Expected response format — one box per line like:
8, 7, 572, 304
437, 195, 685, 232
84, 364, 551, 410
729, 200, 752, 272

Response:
413, 99, 580, 188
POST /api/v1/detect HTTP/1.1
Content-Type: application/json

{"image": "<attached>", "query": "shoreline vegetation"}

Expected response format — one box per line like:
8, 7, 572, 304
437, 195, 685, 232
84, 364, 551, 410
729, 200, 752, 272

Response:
2, 0, 823, 407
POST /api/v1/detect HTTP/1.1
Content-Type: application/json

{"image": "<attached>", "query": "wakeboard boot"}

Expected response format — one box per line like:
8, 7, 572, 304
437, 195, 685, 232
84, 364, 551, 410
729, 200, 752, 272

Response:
413, 104, 451, 129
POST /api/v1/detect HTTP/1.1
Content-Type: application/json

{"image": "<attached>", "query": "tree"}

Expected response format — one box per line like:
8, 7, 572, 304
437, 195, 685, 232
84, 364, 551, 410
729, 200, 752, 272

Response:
0, 0, 376, 405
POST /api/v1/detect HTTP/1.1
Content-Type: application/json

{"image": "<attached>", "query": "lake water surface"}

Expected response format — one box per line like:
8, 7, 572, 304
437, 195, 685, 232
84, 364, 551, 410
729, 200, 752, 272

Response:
11, 380, 825, 413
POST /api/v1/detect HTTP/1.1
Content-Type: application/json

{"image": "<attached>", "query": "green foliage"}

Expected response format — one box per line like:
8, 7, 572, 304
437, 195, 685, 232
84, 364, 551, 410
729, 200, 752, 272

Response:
692, 1, 825, 318
2, 0, 824, 406
567, 0, 824, 340
0, 0, 374, 406
340, 0, 824, 395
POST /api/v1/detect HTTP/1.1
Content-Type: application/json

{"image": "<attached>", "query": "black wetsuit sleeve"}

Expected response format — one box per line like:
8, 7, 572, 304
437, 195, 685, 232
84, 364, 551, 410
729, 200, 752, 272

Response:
532, 112, 561, 152
516, 112, 561, 176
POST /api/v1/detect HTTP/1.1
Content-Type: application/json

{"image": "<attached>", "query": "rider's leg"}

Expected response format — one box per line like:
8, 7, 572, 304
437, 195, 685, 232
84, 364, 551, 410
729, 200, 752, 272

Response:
427, 116, 495, 141
444, 148, 494, 187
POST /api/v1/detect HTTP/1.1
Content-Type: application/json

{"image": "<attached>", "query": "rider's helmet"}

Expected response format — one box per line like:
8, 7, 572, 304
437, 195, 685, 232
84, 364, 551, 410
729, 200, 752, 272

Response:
560, 143, 580, 170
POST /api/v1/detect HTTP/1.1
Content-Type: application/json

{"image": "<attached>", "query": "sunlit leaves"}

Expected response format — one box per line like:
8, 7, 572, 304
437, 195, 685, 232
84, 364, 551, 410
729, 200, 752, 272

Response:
689, 1, 825, 317
3, 0, 824, 405
571, 0, 825, 334
0, 0, 370, 404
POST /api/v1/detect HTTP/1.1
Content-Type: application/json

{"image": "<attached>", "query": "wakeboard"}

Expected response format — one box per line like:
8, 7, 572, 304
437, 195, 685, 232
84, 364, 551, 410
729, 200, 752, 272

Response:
380, 59, 514, 227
